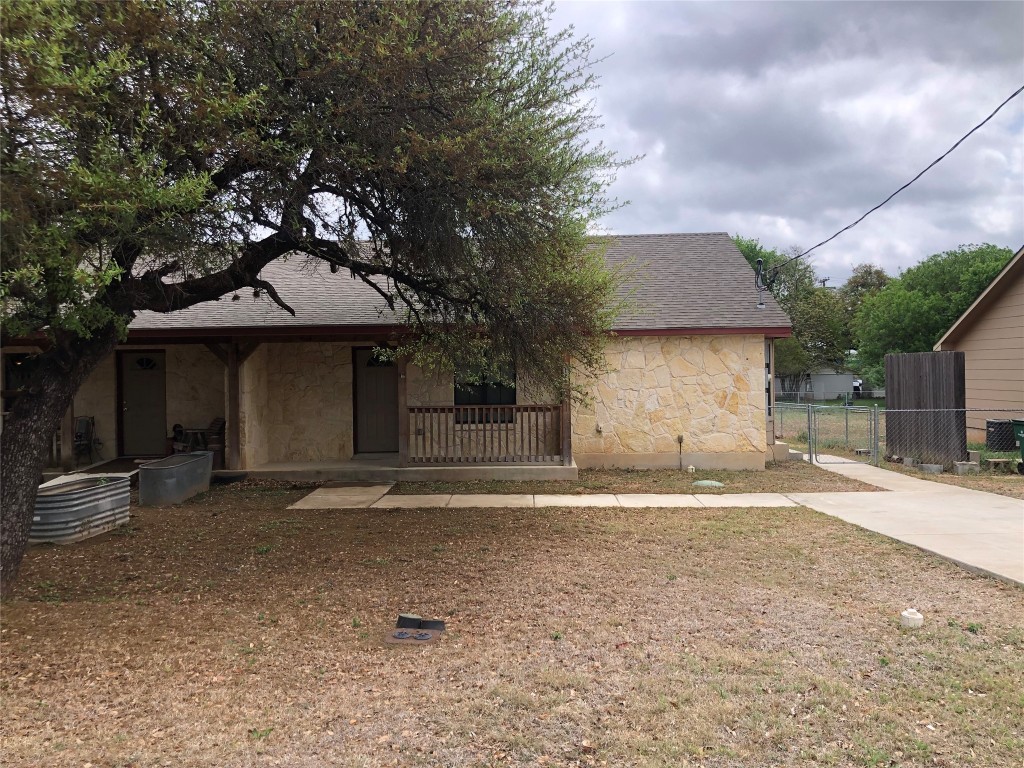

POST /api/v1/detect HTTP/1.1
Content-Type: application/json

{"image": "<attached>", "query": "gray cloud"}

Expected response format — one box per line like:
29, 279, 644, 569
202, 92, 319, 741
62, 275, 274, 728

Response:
553, 0, 1024, 280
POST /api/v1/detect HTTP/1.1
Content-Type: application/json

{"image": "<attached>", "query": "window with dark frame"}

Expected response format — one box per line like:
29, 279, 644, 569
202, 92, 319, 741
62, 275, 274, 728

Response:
454, 368, 516, 423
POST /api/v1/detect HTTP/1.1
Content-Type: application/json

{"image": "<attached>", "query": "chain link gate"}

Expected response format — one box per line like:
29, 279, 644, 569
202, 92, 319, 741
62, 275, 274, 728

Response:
810, 404, 880, 465
773, 403, 880, 465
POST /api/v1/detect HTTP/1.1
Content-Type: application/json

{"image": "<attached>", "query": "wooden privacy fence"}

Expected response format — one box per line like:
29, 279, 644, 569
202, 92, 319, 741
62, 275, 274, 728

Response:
407, 404, 566, 464
884, 351, 967, 466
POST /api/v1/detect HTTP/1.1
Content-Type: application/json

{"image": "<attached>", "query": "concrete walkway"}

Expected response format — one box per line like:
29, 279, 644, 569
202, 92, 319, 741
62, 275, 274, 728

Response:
287, 463, 1023, 586
792, 456, 1023, 586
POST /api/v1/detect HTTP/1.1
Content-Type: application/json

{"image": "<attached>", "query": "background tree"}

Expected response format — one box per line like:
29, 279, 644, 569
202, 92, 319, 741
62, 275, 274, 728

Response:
0, 0, 628, 591
852, 244, 1013, 384
838, 263, 889, 319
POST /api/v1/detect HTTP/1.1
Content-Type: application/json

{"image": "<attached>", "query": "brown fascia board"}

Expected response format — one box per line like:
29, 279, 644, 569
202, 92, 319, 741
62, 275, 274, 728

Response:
5, 323, 792, 347
613, 326, 793, 338
933, 245, 1024, 350
124, 324, 793, 343
123, 324, 406, 344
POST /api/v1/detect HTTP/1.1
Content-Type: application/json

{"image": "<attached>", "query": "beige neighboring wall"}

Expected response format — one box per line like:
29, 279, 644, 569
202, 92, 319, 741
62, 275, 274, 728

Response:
936, 262, 1024, 441
572, 334, 767, 470
242, 342, 355, 464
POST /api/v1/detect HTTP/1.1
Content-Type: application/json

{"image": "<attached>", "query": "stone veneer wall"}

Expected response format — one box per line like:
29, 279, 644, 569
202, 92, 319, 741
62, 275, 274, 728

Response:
165, 346, 225, 435
246, 342, 355, 463
572, 334, 767, 470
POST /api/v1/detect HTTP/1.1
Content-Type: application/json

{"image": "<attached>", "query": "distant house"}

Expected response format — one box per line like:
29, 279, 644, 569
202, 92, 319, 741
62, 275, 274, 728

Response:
776, 369, 855, 401
934, 245, 1024, 441
2, 234, 793, 477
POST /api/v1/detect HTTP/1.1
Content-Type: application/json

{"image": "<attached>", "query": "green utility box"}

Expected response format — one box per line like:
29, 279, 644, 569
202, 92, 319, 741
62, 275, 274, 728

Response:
1011, 419, 1024, 474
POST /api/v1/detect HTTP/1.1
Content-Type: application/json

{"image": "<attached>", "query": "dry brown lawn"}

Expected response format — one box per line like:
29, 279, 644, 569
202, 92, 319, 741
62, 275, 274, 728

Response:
389, 461, 879, 496
2, 481, 1021, 767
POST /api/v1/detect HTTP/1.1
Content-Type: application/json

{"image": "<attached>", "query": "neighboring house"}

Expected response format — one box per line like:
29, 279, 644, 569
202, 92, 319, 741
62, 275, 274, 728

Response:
1, 233, 792, 477
933, 245, 1024, 442
776, 369, 855, 402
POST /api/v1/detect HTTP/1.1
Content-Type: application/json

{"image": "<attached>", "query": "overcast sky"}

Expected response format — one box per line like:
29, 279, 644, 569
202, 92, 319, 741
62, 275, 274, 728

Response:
550, 1, 1024, 284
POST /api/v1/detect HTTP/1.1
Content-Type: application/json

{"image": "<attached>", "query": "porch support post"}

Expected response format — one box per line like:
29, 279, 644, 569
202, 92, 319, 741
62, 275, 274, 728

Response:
397, 358, 410, 467
60, 402, 75, 472
227, 343, 241, 470
560, 395, 572, 467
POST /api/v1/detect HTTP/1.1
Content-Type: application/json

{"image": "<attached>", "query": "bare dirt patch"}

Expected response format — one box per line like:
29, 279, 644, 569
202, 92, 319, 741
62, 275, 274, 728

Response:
2, 481, 1021, 767
390, 461, 879, 496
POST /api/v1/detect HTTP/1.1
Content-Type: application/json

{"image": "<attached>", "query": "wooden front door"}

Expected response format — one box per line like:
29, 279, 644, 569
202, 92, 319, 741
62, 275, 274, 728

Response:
354, 348, 399, 453
120, 351, 167, 456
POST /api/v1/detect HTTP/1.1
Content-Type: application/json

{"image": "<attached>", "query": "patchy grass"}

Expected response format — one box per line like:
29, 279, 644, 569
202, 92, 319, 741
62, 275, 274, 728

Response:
389, 461, 880, 496
2, 481, 1021, 767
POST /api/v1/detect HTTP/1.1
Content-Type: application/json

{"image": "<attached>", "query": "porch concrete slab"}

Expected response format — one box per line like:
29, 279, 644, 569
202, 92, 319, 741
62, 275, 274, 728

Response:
615, 494, 703, 508
694, 493, 799, 507
534, 494, 621, 507
447, 494, 535, 508
288, 484, 393, 509
370, 494, 452, 509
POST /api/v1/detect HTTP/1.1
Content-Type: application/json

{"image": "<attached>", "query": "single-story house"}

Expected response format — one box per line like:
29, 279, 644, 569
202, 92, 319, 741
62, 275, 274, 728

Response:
2, 233, 792, 478
933, 245, 1024, 442
776, 369, 855, 402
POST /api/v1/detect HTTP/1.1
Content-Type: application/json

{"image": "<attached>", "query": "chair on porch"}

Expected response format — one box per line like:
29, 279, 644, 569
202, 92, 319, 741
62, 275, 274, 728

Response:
172, 417, 226, 453
73, 415, 95, 465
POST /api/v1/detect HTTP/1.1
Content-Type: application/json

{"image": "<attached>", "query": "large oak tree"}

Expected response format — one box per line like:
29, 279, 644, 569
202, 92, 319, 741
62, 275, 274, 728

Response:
0, 0, 628, 592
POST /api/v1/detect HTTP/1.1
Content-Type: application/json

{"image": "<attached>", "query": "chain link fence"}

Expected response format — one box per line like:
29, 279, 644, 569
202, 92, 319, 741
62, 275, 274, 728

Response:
777, 389, 885, 404
774, 403, 1024, 472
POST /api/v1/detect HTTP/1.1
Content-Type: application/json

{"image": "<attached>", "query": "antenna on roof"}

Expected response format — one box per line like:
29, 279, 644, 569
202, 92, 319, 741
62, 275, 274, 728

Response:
754, 259, 766, 309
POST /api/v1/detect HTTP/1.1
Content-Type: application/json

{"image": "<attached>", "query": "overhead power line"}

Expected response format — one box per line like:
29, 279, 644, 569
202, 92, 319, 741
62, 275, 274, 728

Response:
758, 83, 1024, 289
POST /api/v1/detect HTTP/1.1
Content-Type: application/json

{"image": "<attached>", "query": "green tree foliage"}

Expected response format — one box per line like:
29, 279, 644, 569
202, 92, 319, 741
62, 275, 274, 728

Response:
838, 264, 890, 320
0, 0, 628, 591
852, 244, 1013, 382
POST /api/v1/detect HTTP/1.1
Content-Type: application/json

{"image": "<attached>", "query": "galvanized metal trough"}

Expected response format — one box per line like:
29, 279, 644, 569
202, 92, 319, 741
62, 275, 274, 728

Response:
138, 450, 213, 506
32, 476, 131, 544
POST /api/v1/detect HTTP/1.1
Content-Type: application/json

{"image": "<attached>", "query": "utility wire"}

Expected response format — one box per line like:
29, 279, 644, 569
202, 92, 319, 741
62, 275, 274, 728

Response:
761, 83, 1024, 285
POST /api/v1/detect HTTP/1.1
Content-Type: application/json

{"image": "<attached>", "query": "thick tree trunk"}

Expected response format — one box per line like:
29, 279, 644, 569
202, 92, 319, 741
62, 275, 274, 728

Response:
1, 325, 121, 596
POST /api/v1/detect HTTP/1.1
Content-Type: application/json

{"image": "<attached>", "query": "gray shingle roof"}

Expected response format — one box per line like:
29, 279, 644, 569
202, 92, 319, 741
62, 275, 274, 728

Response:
130, 233, 790, 335
601, 233, 790, 331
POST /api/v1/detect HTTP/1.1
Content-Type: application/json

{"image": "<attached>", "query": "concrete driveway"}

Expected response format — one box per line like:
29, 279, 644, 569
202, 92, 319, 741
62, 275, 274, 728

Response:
791, 457, 1024, 585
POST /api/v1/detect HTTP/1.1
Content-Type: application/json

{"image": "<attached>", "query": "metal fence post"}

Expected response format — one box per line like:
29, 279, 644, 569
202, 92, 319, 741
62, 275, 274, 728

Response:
807, 403, 814, 464
872, 405, 880, 466
845, 405, 849, 449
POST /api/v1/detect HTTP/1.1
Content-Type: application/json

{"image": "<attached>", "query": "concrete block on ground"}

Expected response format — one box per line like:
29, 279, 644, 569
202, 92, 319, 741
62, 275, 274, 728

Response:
788, 450, 804, 461
954, 461, 980, 475
288, 484, 392, 509
902, 457, 918, 468
967, 450, 981, 463
919, 464, 943, 474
